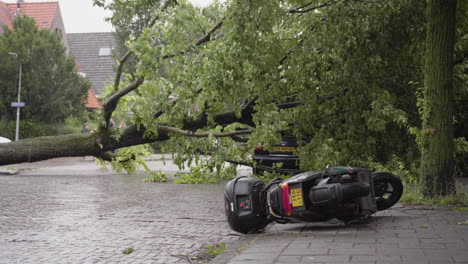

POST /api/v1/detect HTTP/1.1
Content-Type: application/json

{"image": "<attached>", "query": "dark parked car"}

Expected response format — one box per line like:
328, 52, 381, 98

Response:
253, 136, 302, 175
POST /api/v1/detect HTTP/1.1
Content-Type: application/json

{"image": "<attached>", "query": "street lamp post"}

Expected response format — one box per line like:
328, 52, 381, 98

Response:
8, 52, 22, 141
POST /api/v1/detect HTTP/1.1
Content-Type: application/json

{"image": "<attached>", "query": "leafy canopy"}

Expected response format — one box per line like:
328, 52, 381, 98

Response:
95, 0, 467, 181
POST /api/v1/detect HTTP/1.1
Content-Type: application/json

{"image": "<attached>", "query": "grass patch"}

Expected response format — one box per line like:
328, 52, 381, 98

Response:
205, 243, 226, 257
452, 206, 468, 212
400, 180, 468, 207
52, 116, 100, 135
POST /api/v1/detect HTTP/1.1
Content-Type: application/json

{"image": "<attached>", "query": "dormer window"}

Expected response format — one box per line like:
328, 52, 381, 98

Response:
99, 47, 112, 56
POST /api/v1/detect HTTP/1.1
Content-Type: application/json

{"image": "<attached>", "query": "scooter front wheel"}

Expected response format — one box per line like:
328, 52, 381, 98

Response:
372, 172, 403, 211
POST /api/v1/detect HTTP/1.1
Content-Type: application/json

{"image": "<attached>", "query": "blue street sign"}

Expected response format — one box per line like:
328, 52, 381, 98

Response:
11, 102, 25, 108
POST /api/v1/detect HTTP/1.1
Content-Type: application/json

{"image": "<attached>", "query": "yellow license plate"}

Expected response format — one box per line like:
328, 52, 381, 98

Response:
274, 146, 295, 152
291, 188, 304, 207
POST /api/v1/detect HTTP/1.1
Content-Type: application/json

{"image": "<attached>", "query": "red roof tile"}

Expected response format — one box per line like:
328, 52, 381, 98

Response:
84, 89, 102, 109
6, 1, 58, 30
0, 2, 13, 29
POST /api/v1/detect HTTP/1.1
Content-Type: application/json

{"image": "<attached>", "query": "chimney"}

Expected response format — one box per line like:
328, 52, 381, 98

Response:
16, 0, 24, 16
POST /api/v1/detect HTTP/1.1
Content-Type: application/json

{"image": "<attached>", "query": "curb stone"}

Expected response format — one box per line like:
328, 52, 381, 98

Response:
0, 169, 19, 175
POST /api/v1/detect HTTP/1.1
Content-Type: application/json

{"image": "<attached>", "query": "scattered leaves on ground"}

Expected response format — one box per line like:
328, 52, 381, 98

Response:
122, 247, 134, 254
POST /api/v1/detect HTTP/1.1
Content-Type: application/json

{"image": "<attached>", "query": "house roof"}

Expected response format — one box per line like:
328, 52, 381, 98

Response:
67, 32, 116, 96
84, 89, 102, 109
6, 1, 58, 30
0, 2, 13, 31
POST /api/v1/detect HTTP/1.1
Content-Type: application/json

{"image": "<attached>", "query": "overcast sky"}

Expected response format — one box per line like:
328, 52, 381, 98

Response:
3, 0, 214, 33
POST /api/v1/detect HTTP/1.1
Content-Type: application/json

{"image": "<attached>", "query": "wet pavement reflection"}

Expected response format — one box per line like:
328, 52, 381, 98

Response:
0, 157, 243, 263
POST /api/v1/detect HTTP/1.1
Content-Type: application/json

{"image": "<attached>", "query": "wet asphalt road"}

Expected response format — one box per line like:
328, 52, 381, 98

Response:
0, 157, 245, 263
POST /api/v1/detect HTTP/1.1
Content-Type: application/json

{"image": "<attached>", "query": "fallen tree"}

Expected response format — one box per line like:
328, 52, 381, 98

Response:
0, 99, 257, 166
0, 0, 305, 170
1, 0, 465, 194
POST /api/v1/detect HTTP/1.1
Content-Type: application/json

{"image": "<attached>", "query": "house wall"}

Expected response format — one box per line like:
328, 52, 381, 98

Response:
0, 1, 69, 53
50, 5, 69, 54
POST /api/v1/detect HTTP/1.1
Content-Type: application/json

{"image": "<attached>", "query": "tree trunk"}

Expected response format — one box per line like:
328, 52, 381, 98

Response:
0, 104, 257, 166
0, 125, 167, 166
421, 0, 457, 197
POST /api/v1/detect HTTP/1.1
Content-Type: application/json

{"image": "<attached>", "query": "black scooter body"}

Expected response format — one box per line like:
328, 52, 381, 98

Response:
224, 176, 270, 234
268, 168, 376, 223
224, 166, 392, 234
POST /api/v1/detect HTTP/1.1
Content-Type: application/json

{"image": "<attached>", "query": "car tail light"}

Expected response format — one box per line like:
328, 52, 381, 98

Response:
281, 183, 293, 216
255, 144, 264, 151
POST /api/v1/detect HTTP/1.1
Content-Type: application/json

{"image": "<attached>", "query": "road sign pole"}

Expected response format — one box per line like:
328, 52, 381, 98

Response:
15, 63, 22, 141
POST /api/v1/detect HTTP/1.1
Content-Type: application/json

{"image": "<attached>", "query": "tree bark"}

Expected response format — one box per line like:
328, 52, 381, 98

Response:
421, 0, 456, 197
0, 125, 163, 165
0, 97, 263, 165
0, 124, 252, 166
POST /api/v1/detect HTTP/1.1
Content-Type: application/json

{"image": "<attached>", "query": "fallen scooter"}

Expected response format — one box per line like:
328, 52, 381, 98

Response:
224, 166, 403, 234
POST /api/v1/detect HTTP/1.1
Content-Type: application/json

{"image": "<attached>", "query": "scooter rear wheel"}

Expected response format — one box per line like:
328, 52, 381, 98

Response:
372, 172, 403, 211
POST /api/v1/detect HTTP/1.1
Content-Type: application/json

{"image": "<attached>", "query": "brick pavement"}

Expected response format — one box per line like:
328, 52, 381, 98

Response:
212, 204, 468, 264
2, 158, 467, 264
0, 157, 243, 264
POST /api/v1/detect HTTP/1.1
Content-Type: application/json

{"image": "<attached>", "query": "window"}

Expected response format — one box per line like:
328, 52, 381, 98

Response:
99, 47, 112, 56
